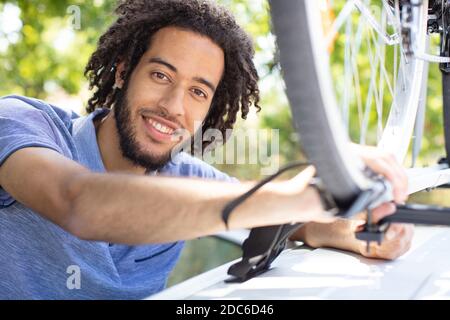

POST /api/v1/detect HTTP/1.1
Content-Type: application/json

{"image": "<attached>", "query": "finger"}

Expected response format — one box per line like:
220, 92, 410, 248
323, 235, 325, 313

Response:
363, 236, 401, 260
404, 224, 415, 238
313, 214, 337, 224
289, 165, 316, 190
362, 224, 413, 259
381, 154, 409, 202
363, 157, 404, 201
382, 166, 407, 204
360, 241, 381, 258
349, 145, 408, 202
352, 218, 366, 231
385, 223, 404, 241
275, 166, 316, 195
400, 224, 415, 244
397, 225, 414, 255
357, 148, 408, 203
391, 228, 410, 258
371, 202, 396, 223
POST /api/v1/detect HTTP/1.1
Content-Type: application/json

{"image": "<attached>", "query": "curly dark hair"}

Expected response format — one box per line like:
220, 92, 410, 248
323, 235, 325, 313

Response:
84, 0, 261, 151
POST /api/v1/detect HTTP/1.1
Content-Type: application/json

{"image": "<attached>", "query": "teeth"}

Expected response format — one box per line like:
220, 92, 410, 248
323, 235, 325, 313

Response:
145, 118, 174, 135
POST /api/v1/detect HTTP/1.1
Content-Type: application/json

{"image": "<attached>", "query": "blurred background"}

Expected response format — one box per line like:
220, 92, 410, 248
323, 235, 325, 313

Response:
1, 0, 449, 287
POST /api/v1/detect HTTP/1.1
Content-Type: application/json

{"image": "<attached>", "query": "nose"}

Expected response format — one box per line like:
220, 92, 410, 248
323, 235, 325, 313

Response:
157, 85, 185, 118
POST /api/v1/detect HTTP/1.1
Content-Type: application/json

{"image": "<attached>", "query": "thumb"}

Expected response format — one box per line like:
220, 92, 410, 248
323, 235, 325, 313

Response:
371, 202, 396, 224
289, 165, 316, 191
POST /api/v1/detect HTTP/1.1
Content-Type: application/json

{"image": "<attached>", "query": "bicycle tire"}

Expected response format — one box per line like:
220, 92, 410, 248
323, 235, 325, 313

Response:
269, 0, 429, 208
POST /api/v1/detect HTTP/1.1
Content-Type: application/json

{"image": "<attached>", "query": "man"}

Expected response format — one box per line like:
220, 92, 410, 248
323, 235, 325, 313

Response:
0, 0, 411, 299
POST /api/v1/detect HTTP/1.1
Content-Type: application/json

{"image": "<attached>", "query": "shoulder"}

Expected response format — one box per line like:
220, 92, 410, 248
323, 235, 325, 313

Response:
0, 95, 78, 128
0, 95, 80, 162
0, 95, 46, 117
161, 152, 239, 183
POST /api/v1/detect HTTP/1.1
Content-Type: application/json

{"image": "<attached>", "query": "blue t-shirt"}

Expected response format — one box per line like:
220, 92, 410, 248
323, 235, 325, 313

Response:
0, 95, 236, 299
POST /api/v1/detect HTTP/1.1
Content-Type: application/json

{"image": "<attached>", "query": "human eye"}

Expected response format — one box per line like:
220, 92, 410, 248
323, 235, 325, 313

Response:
151, 71, 171, 82
191, 87, 207, 99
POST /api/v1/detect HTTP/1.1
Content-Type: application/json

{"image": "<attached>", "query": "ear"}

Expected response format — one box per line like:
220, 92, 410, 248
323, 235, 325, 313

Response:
114, 62, 126, 89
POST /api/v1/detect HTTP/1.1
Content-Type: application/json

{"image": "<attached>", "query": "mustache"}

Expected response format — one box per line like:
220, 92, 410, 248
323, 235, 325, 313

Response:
138, 108, 184, 130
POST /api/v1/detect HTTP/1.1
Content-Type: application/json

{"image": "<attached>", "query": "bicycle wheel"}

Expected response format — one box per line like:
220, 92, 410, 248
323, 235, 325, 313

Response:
269, 0, 429, 208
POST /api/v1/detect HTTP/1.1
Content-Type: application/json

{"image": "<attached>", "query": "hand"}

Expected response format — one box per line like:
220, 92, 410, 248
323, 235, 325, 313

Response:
291, 144, 413, 259
352, 144, 413, 259
349, 144, 409, 234
350, 144, 408, 204
294, 210, 414, 260
354, 207, 414, 260
262, 166, 337, 225
346, 144, 414, 259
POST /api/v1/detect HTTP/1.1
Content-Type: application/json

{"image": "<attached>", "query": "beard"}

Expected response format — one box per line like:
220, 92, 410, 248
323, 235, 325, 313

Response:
114, 89, 173, 173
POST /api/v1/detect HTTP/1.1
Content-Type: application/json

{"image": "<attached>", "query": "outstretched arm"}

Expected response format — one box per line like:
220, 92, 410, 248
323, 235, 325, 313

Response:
0, 147, 331, 244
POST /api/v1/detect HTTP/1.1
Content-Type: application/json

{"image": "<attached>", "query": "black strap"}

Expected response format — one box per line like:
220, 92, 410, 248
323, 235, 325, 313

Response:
221, 161, 310, 230
221, 161, 340, 230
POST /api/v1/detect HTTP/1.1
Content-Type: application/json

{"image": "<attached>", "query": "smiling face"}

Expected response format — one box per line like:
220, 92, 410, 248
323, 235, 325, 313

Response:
113, 26, 225, 171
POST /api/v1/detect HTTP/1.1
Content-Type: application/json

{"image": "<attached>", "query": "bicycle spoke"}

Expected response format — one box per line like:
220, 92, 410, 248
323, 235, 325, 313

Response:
337, 0, 403, 146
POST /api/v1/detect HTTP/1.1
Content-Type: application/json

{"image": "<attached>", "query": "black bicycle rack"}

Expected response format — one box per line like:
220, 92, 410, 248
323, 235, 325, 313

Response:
226, 177, 450, 283
226, 180, 387, 283
356, 203, 450, 247
226, 200, 450, 283
226, 223, 302, 283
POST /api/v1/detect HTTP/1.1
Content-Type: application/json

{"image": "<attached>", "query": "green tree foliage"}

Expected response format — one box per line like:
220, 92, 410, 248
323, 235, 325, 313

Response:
0, 0, 115, 98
